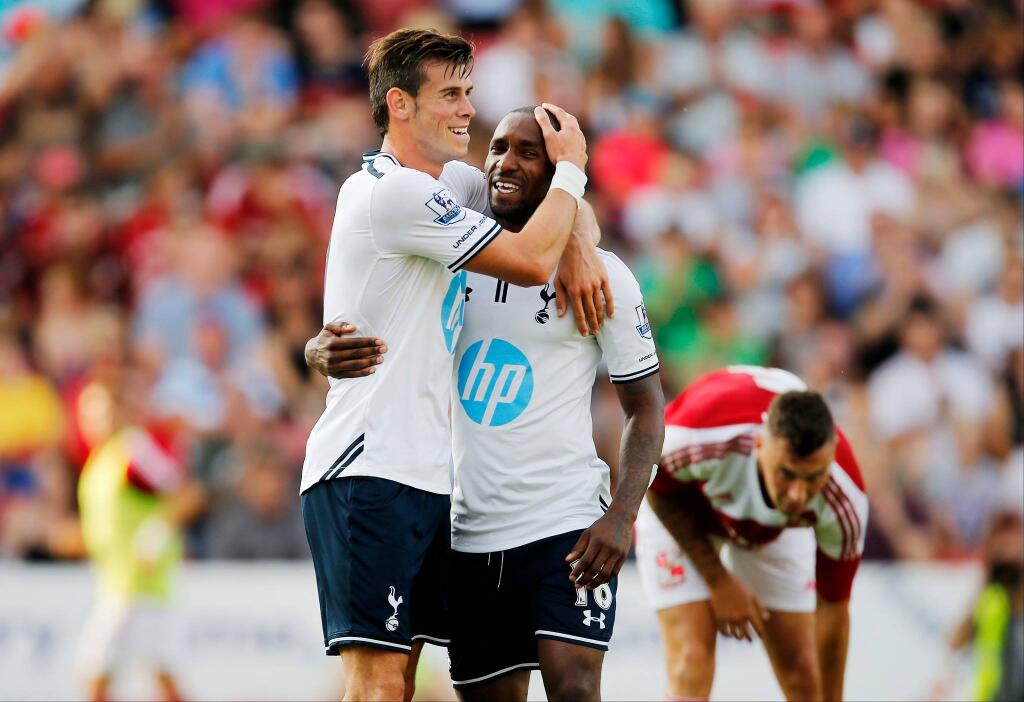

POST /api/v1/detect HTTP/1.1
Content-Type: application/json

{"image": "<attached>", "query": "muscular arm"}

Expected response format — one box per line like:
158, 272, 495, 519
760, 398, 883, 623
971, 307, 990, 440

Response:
610, 374, 665, 519
463, 189, 579, 286
648, 484, 769, 641
647, 488, 729, 587
816, 598, 850, 701
566, 375, 664, 587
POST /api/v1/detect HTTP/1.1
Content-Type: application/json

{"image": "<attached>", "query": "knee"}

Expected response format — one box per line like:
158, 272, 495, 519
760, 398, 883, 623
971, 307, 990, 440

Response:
671, 642, 712, 683
776, 657, 822, 701
546, 670, 601, 702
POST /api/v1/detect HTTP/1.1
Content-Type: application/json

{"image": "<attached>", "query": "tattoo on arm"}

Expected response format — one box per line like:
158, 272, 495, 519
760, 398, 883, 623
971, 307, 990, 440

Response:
610, 375, 664, 520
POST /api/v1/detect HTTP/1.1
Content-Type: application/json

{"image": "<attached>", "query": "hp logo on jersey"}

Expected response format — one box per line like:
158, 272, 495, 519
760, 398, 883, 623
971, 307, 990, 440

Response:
441, 272, 467, 353
457, 338, 533, 426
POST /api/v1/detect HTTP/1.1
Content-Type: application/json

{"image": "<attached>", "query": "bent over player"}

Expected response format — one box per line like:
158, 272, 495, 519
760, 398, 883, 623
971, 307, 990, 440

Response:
636, 366, 867, 701
300, 29, 589, 702
307, 107, 665, 701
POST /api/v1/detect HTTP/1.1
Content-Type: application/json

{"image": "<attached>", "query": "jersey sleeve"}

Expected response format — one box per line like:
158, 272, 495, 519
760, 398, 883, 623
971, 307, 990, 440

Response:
370, 168, 503, 272
594, 251, 660, 385
125, 429, 185, 495
440, 160, 491, 214
813, 432, 869, 601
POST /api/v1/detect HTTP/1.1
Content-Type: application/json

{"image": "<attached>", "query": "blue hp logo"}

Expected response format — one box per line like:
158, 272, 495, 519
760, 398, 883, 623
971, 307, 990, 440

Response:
457, 339, 533, 426
441, 272, 467, 353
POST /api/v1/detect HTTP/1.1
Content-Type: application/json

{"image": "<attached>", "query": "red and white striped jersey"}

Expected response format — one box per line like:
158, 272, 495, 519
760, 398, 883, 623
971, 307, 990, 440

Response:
649, 366, 868, 602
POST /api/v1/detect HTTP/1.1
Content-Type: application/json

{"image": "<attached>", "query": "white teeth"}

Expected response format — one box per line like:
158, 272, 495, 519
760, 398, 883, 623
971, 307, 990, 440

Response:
493, 181, 520, 194
449, 128, 467, 135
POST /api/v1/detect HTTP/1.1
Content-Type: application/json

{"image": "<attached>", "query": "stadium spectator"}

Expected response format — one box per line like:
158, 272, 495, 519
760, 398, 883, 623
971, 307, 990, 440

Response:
132, 223, 265, 369
867, 299, 1008, 551
207, 440, 308, 559
179, 11, 299, 152
0, 332, 68, 560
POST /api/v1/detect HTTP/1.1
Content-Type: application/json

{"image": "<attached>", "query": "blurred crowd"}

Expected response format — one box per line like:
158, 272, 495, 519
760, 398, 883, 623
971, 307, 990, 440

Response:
0, 0, 1021, 564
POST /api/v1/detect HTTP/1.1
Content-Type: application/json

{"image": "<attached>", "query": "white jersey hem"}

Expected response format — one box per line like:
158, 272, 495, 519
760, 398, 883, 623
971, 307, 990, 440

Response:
451, 516, 600, 554
302, 466, 451, 496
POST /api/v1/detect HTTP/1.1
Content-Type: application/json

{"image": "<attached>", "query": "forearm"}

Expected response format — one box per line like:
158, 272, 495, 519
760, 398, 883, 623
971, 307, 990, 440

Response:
609, 419, 663, 523
575, 199, 600, 246
558, 212, 597, 272
517, 189, 579, 278
816, 599, 851, 701
648, 489, 728, 586
610, 380, 664, 520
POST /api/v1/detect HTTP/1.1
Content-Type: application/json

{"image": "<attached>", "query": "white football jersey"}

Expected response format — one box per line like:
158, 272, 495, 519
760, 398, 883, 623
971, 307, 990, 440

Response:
300, 153, 500, 495
450, 250, 660, 552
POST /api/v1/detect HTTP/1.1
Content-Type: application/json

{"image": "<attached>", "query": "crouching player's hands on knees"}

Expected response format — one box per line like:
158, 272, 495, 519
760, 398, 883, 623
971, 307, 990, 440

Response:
305, 323, 388, 379
709, 573, 770, 641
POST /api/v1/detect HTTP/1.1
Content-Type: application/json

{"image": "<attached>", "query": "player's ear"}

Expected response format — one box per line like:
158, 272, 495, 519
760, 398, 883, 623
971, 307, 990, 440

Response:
386, 87, 412, 122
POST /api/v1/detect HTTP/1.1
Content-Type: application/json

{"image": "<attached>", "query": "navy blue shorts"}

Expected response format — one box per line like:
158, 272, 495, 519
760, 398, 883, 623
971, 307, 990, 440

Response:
448, 529, 617, 688
301, 477, 450, 655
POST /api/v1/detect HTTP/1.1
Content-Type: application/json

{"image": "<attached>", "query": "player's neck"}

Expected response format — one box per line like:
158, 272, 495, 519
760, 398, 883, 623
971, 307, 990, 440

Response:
494, 215, 525, 233
379, 135, 444, 179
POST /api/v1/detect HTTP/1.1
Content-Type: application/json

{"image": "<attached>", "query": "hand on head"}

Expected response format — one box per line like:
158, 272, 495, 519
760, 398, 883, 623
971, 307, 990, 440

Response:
535, 103, 587, 171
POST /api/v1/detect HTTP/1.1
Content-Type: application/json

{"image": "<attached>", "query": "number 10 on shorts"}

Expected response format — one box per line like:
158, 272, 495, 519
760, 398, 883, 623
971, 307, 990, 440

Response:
570, 560, 613, 610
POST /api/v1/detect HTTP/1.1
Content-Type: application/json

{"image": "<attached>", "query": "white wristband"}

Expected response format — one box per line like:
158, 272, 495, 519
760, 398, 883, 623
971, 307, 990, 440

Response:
549, 160, 587, 205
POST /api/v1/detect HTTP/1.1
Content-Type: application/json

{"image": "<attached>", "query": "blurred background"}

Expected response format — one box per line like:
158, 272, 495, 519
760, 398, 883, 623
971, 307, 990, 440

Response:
0, 0, 1021, 700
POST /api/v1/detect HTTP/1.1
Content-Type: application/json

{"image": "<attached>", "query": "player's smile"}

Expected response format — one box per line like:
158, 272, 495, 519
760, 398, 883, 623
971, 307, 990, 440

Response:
447, 124, 470, 142
489, 174, 525, 203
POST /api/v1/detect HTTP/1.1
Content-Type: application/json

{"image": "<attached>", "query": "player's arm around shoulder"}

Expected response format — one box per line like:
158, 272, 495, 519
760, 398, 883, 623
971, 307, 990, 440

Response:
305, 323, 388, 379
552, 200, 614, 336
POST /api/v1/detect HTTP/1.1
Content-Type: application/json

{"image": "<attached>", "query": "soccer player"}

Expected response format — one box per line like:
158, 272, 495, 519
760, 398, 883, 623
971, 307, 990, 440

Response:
306, 107, 665, 701
636, 366, 868, 702
299, 29, 591, 702
75, 372, 203, 702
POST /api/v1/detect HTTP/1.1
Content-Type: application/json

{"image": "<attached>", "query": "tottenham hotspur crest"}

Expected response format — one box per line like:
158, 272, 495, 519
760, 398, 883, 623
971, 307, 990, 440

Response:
386, 586, 403, 632
535, 284, 557, 324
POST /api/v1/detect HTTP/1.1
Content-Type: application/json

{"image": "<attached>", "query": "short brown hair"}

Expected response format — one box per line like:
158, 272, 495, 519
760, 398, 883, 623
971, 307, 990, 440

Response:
766, 391, 835, 458
365, 28, 474, 137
